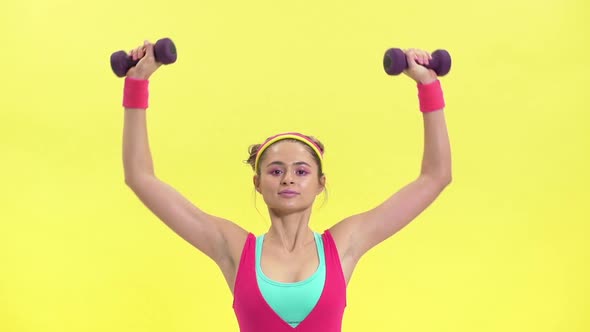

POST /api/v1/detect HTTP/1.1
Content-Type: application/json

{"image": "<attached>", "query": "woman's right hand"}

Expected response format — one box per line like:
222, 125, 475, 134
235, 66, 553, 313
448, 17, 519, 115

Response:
126, 40, 161, 80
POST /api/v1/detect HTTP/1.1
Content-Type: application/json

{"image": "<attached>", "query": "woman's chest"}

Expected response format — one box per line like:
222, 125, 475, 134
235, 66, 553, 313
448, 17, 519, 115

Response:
260, 248, 320, 283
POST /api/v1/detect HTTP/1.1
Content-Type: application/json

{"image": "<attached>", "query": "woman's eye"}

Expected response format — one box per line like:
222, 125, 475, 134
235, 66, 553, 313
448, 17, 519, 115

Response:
296, 169, 309, 176
270, 169, 283, 175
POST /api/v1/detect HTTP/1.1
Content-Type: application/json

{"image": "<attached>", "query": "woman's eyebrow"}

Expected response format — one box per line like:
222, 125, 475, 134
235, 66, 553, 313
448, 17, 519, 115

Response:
266, 161, 311, 167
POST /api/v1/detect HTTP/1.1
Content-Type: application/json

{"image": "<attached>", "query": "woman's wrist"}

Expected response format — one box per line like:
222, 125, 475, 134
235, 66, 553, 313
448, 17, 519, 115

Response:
418, 77, 437, 85
416, 71, 438, 85
126, 71, 150, 80
123, 77, 149, 109
126, 66, 152, 80
417, 79, 444, 113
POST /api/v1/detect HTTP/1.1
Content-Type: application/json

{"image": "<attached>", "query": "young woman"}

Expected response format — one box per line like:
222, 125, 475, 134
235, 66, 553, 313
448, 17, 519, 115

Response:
121, 41, 451, 331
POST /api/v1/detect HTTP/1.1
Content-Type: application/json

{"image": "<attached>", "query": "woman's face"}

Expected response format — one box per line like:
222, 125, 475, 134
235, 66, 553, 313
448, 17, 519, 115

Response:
254, 141, 325, 214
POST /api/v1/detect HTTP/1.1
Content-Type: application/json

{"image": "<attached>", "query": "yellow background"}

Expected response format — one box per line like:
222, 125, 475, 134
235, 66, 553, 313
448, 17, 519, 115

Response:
1, 0, 588, 331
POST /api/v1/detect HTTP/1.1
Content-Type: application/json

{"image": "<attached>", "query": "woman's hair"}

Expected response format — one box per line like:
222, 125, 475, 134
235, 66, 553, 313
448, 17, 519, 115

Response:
245, 135, 325, 177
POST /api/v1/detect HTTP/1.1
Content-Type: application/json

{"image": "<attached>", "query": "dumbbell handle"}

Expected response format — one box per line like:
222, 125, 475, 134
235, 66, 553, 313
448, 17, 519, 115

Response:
383, 48, 451, 76
110, 38, 177, 77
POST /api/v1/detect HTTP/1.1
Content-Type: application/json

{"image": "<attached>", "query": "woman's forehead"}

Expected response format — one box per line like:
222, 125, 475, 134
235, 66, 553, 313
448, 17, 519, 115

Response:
263, 141, 315, 161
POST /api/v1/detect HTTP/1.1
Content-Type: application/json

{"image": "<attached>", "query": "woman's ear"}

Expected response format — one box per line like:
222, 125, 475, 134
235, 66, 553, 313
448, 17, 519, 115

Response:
253, 175, 261, 193
317, 175, 326, 194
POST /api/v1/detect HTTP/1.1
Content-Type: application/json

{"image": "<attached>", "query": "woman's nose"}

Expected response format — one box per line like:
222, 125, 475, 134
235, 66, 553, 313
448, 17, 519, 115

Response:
282, 172, 294, 184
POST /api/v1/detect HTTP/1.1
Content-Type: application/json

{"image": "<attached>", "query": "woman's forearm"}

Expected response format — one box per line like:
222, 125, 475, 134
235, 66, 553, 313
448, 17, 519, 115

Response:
420, 110, 452, 183
123, 108, 155, 183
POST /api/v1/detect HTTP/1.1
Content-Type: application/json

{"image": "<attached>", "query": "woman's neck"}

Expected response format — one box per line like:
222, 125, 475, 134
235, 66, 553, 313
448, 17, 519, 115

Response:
266, 210, 315, 253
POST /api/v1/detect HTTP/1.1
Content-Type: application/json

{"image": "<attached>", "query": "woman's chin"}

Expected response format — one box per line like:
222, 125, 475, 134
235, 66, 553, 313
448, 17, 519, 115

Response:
269, 203, 310, 215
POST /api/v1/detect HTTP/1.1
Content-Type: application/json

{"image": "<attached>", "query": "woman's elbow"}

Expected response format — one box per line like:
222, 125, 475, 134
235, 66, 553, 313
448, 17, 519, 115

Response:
422, 171, 452, 188
441, 173, 452, 187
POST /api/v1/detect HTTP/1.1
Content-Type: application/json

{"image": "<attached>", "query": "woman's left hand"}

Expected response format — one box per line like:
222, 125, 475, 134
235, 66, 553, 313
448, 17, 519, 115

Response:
403, 48, 438, 84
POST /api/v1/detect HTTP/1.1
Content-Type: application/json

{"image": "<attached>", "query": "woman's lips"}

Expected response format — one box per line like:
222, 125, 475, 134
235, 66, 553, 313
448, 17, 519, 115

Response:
279, 190, 299, 197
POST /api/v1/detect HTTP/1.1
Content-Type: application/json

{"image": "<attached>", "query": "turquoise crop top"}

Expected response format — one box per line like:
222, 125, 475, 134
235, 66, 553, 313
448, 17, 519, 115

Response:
255, 232, 326, 328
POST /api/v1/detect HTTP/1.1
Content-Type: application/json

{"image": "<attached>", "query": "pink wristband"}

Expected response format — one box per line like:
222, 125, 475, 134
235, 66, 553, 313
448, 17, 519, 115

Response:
417, 79, 445, 113
123, 77, 149, 109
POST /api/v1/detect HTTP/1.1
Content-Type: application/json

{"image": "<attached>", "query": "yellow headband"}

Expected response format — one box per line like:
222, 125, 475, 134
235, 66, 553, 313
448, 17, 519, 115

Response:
254, 132, 324, 174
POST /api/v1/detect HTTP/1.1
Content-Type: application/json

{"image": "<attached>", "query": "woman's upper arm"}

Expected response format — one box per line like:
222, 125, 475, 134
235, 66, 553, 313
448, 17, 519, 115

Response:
330, 175, 450, 262
126, 175, 248, 268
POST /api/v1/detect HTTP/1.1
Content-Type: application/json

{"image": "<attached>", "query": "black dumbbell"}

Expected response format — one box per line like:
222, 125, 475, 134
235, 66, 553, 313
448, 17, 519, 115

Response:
383, 48, 451, 76
110, 38, 177, 77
